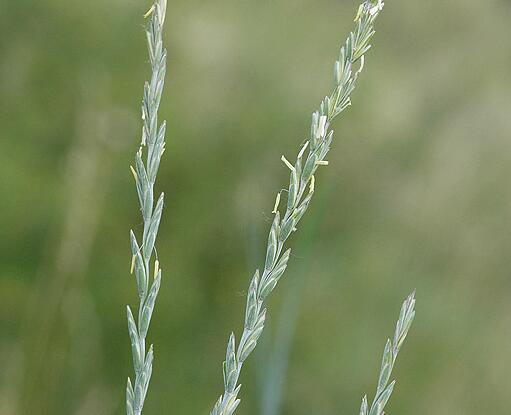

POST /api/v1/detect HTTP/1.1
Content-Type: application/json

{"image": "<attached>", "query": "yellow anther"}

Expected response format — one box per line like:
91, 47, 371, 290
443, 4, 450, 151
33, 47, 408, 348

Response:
272, 192, 281, 214
316, 160, 329, 166
281, 155, 295, 171
130, 165, 138, 181
144, 5, 155, 18
154, 259, 160, 279
310, 175, 315, 193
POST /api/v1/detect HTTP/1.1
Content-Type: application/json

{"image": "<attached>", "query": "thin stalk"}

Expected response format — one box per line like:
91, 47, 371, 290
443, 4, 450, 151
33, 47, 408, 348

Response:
358, 292, 416, 415
209, 2, 385, 415
257, 180, 331, 415
125, 1, 168, 414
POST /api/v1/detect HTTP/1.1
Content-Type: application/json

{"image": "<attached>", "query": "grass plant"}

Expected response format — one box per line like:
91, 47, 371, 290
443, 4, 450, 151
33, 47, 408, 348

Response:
359, 292, 415, 415
125, 1, 168, 414
121, 2, 414, 415
207, 2, 405, 415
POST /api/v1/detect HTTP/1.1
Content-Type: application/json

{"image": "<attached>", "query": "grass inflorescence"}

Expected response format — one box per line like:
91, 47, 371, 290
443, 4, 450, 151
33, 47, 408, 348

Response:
121, 2, 415, 415
359, 291, 416, 415
208, 2, 396, 415
125, 1, 168, 414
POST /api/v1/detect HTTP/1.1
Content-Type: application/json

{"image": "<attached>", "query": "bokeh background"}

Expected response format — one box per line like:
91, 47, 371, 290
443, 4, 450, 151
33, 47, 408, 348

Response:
2, 0, 511, 414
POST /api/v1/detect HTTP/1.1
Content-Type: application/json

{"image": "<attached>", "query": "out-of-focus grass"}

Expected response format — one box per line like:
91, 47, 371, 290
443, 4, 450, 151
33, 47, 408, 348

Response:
1, 0, 511, 414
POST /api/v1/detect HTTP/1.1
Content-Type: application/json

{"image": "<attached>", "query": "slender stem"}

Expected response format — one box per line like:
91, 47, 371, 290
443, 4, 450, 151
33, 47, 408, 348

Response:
125, 2, 168, 414
358, 292, 416, 415
209, 2, 385, 415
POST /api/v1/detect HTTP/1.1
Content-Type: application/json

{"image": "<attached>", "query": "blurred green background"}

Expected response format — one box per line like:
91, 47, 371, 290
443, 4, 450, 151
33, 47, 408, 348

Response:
2, 0, 511, 414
